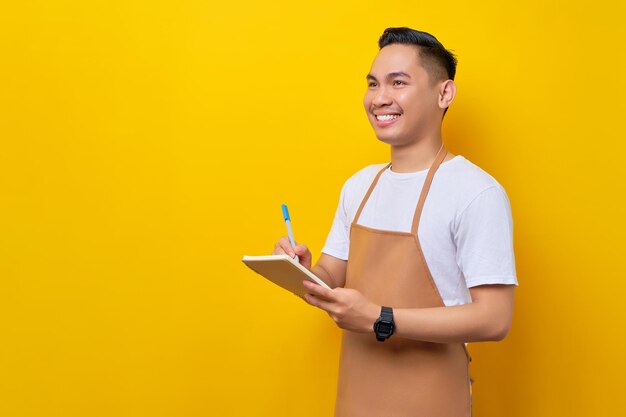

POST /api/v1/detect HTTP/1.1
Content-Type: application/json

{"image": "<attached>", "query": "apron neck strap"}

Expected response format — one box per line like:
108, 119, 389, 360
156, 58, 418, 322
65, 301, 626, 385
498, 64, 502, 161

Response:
411, 144, 448, 235
353, 162, 392, 225
352, 144, 448, 228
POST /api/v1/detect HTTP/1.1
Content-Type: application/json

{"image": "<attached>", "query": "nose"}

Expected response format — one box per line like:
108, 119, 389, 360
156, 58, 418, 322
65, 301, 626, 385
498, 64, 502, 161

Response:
371, 85, 393, 108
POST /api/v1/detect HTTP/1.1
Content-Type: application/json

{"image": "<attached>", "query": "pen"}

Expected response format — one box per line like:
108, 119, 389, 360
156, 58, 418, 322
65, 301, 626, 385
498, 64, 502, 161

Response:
281, 204, 299, 263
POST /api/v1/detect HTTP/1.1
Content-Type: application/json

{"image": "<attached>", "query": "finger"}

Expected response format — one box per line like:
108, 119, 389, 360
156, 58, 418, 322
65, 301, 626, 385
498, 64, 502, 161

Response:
303, 280, 334, 300
294, 244, 309, 255
276, 236, 295, 257
273, 243, 286, 255
293, 244, 311, 268
304, 293, 334, 312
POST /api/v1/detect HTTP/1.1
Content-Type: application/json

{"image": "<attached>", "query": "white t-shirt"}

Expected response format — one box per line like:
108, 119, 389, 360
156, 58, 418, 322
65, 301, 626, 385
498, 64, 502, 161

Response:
321, 155, 518, 307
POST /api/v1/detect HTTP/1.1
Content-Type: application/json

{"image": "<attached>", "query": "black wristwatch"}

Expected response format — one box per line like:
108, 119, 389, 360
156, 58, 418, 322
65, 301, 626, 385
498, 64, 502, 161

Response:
373, 306, 395, 342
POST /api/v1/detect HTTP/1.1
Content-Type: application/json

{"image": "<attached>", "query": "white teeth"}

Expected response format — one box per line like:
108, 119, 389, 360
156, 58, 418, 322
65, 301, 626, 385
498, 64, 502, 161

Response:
376, 114, 400, 121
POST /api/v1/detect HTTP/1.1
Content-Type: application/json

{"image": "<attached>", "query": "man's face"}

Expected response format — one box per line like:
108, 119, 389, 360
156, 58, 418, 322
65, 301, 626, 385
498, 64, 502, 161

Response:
364, 44, 441, 146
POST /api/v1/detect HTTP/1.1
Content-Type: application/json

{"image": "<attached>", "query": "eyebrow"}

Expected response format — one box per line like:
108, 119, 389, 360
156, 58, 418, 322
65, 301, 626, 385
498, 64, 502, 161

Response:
366, 71, 412, 81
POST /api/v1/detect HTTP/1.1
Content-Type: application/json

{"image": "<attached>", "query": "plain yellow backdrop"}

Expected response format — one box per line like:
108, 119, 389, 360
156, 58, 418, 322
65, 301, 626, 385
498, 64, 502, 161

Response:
1, 1, 625, 416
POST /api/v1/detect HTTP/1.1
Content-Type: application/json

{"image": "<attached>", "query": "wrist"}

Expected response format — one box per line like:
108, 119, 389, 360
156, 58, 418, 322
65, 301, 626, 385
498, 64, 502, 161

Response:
366, 304, 381, 333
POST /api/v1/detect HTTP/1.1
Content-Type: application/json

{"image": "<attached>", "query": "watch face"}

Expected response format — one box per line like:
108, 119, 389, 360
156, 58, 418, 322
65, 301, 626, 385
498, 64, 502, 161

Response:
376, 321, 393, 335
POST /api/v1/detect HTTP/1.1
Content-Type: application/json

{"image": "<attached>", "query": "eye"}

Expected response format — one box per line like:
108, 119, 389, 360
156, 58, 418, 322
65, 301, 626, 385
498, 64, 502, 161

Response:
393, 80, 406, 86
368, 81, 377, 88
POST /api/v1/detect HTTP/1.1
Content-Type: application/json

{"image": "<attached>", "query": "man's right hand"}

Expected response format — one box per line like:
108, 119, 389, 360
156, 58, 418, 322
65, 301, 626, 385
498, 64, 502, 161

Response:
272, 236, 312, 271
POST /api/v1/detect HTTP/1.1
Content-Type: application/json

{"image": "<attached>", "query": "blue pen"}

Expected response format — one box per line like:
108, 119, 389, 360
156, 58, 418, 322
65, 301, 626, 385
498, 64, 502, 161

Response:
281, 204, 299, 263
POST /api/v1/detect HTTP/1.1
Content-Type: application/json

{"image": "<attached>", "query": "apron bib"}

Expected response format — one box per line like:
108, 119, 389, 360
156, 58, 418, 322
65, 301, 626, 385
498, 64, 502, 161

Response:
335, 146, 472, 417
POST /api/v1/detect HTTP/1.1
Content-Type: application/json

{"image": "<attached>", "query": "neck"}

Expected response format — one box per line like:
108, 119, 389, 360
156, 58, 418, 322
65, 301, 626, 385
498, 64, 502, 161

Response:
390, 133, 446, 173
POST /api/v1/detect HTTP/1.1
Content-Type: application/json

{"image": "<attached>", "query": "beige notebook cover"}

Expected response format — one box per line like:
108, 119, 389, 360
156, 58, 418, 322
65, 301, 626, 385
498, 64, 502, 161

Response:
242, 254, 331, 298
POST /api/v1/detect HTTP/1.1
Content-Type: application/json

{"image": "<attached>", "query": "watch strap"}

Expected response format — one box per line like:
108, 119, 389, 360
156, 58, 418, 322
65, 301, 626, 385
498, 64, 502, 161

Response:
380, 306, 393, 321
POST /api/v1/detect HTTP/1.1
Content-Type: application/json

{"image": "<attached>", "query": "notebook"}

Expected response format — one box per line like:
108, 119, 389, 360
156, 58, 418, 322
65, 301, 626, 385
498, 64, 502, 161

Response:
241, 254, 331, 298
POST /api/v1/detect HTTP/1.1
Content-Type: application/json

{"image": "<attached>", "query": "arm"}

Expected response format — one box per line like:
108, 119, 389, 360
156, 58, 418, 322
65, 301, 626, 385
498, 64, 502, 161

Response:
311, 254, 347, 289
394, 284, 515, 342
302, 282, 515, 343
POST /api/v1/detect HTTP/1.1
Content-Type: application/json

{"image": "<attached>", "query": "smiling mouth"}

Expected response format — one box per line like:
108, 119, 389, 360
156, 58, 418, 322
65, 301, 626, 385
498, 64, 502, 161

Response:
375, 114, 401, 121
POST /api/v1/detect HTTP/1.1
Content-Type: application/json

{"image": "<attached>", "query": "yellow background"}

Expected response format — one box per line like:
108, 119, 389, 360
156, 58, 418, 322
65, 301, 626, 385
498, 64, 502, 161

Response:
1, 1, 625, 416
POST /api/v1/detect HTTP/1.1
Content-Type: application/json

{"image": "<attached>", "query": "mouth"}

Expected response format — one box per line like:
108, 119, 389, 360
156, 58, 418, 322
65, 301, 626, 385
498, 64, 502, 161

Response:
374, 113, 402, 127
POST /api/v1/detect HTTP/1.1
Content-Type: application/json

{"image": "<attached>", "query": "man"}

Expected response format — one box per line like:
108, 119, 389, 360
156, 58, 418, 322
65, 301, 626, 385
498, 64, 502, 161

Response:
273, 27, 517, 416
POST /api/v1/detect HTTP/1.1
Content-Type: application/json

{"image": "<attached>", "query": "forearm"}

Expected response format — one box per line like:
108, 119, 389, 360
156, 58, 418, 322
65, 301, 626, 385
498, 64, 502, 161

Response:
303, 279, 514, 341
394, 302, 511, 344
311, 263, 339, 289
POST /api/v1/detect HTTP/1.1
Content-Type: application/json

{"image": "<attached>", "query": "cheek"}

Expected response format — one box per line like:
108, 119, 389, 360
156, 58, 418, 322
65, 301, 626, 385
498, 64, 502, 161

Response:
398, 89, 421, 107
399, 95, 423, 118
363, 93, 372, 110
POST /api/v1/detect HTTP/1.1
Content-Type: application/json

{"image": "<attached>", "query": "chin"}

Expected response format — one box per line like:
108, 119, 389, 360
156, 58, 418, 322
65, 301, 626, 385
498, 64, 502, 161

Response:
374, 131, 405, 146
370, 122, 406, 145
375, 136, 395, 145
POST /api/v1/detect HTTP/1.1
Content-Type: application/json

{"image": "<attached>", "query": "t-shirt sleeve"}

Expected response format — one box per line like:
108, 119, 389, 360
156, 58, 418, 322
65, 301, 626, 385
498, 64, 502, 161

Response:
454, 185, 518, 287
321, 180, 351, 261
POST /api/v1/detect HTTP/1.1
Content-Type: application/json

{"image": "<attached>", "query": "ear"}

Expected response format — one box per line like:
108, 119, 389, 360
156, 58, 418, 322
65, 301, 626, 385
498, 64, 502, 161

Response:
438, 79, 456, 110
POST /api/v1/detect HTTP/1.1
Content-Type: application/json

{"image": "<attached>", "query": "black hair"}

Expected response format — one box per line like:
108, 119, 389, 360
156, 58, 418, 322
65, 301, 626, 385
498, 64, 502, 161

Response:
378, 27, 457, 116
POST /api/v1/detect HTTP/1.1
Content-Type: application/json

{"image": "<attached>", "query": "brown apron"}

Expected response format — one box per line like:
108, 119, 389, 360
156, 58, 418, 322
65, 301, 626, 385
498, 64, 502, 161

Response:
335, 146, 472, 417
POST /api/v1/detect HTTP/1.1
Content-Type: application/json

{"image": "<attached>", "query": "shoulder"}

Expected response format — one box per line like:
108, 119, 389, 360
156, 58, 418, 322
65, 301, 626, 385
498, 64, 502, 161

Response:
338, 163, 388, 205
345, 163, 388, 184
438, 156, 513, 226
440, 156, 509, 201
443, 156, 503, 190
428, 156, 513, 225
342, 163, 387, 191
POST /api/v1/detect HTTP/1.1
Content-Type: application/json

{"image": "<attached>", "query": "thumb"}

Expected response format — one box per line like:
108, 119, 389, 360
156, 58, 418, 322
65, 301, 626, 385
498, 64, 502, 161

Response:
294, 244, 309, 255
293, 244, 312, 270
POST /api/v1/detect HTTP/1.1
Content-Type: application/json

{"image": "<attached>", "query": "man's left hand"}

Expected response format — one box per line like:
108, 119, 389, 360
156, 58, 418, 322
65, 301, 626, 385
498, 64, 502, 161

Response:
302, 280, 379, 333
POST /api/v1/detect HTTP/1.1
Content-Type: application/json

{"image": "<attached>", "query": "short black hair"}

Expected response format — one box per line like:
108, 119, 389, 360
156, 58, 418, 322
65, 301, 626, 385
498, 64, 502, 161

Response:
378, 27, 457, 83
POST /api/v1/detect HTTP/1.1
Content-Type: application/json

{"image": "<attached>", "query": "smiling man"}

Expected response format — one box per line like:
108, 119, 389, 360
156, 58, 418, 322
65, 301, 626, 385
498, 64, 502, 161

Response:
273, 27, 517, 416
